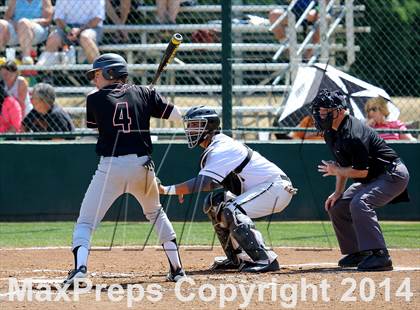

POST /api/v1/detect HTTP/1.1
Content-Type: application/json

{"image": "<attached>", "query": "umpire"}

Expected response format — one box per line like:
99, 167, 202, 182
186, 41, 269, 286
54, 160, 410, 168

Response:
311, 89, 410, 271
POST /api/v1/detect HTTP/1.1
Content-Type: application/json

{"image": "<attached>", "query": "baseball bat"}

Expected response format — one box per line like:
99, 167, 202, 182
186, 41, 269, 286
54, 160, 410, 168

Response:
149, 33, 183, 88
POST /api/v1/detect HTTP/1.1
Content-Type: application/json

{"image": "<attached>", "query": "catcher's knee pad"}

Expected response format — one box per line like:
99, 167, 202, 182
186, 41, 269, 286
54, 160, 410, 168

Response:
203, 191, 229, 222
219, 203, 254, 229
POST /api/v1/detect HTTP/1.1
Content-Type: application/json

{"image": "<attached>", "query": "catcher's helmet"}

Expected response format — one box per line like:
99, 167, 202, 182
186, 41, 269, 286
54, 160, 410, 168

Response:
183, 106, 220, 148
86, 53, 128, 80
311, 89, 347, 131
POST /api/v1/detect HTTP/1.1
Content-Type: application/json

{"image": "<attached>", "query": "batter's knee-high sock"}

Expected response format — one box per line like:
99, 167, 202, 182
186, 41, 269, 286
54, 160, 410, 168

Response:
162, 239, 182, 273
73, 246, 89, 269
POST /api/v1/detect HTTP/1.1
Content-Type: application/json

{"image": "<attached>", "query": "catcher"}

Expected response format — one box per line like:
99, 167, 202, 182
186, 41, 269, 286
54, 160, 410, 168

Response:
159, 106, 297, 272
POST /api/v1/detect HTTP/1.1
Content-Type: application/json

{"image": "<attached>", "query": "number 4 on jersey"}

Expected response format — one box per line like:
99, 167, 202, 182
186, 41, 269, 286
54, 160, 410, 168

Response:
113, 102, 132, 133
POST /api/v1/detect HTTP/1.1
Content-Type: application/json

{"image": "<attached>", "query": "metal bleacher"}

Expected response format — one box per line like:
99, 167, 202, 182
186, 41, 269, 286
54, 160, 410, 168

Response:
4, 1, 369, 128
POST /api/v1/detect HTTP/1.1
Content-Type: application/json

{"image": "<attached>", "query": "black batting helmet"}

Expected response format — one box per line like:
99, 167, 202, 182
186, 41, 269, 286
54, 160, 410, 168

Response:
86, 53, 128, 80
183, 106, 220, 148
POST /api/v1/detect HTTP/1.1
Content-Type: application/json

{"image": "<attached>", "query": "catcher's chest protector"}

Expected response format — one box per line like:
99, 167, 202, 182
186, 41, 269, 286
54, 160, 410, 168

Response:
199, 143, 253, 196
220, 147, 253, 196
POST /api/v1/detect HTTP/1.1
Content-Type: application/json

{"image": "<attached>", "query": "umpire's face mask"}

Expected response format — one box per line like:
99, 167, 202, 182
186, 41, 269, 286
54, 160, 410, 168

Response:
312, 107, 336, 131
184, 118, 208, 148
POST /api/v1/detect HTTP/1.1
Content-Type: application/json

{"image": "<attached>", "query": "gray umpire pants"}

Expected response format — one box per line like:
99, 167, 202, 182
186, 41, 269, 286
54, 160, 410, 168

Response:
328, 161, 409, 255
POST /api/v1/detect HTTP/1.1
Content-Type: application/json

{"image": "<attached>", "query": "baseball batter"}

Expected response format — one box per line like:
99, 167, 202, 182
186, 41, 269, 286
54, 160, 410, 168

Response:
63, 53, 185, 285
159, 106, 297, 272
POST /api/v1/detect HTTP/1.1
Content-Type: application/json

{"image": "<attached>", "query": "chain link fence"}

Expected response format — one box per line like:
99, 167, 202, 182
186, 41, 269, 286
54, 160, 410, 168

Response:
350, 0, 419, 129
0, 0, 418, 139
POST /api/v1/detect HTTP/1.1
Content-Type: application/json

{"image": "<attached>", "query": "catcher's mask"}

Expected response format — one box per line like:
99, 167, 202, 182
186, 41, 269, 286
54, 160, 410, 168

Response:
86, 53, 128, 81
311, 89, 347, 131
183, 106, 220, 148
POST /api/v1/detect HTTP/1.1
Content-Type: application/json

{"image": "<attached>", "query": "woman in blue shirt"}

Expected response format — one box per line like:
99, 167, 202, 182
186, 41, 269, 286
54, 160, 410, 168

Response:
0, 0, 53, 64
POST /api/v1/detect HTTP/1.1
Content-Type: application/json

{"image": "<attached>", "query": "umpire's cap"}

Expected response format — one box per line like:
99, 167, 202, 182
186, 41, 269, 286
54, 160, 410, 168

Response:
86, 53, 128, 80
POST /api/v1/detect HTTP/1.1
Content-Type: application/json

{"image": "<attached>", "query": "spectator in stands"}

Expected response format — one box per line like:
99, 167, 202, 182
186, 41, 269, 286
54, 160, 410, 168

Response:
0, 60, 32, 116
106, 0, 131, 43
0, 82, 22, 132
365, 97, 416, 141
38, 0, 105, 64
0, 0, 53, 65
156, 0, 181, 24
22, 82, 75, 132
269, 0, 319, 60
290, 115, 323, 140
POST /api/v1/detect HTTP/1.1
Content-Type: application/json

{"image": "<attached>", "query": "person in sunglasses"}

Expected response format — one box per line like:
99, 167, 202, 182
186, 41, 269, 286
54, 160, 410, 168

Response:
365, 97, 416, 141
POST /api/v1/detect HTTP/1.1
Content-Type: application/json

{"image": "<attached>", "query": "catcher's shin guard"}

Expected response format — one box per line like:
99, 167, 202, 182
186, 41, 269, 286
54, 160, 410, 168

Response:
221, 206, 269, 262
231, 225, 269, 261
213, 222, 240, 266
203, 192, 240, 265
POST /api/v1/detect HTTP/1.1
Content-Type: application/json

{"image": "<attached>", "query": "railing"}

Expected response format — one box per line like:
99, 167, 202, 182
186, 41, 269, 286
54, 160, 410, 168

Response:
271, 0, 365, 82
3, 1, 408, 137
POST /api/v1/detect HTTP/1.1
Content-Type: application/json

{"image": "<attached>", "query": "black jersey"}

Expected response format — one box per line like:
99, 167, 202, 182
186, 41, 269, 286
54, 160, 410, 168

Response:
23, 105, 75, 132
324, 115, 399, 183
86, 83, 174, 157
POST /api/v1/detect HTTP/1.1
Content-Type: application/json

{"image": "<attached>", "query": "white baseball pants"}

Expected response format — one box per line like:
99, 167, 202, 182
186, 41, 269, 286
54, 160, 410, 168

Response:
230, 176, 294, 219
72, 154, 176, 250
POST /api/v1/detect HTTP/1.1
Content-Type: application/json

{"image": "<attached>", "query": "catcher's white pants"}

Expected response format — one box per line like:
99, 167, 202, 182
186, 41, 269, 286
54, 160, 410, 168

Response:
72, 154, 176, 250
225, 176, 293, 264
230, 176, 294, 219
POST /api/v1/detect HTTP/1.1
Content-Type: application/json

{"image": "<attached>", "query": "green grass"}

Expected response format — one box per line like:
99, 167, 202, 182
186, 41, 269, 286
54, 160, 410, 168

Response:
0, 222, 419, 249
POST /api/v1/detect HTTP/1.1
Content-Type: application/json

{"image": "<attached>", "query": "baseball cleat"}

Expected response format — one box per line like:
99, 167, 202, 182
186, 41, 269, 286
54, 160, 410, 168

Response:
166, 268, 187, 282
357, 249, 393, 272
63, 265, 87, 286
239, 258, 280, 273
338, 250, 372, 268
210, 256, 241, 271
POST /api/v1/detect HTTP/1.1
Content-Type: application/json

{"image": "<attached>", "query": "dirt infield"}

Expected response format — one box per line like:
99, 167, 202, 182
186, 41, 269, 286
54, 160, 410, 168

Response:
1, 247, 419, 309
